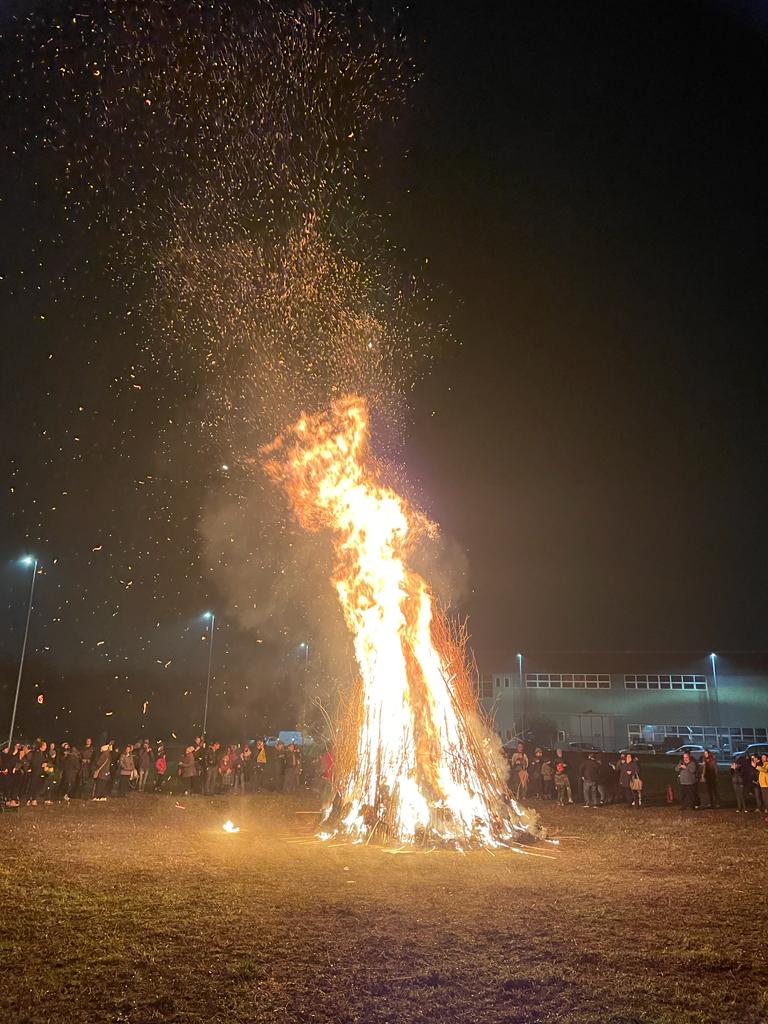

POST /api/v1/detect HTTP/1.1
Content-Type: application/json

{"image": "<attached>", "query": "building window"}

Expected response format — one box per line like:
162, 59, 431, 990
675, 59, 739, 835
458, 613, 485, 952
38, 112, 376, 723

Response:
625, 674, 707, 692
526, 673, 610, 689
626, 724, 768, 750
479, 674, 493, 699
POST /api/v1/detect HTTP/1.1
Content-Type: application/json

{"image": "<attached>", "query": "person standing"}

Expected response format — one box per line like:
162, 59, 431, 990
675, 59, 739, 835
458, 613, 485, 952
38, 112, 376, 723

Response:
137, 743, 152, 792
730, 756, 750, 813
274, 741, 287, 791
117, 745, 134, 797
204, 742, 219, 795
78, 738, 95, 799
218, 745, 235, 792
254, 739, 267, 792
92, 744, 112, 800
528, 748, 544, 799
0, 743, 13, 804
676, 752, 699, 810
618, 752, 641, 806
597, 756, 616, 805
284, 743, 302, 793
509, 743, 529, 798
581, 753, 600, 807
59, 745, 80, 802
180, 745, 198, 795
540, 756, 555, 800
233, 746, 246, 795
154, 745, 168, 792
756, 753, 768, 813
27, 741, 48, 806
553, 760, 572, 805
701, 749, 720, 808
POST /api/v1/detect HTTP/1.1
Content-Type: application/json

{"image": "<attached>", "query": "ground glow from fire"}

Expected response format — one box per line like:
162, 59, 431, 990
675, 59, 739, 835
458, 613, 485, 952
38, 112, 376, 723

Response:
263, 395, 540, 849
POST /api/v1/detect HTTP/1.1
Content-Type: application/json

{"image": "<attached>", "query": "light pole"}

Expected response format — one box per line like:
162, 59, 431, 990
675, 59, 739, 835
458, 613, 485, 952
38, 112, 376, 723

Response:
516, 652, 523, 739
709, 652, 720, 740
8, 556, 38, 748
202, 612, 216, 739
298, 642, 310, 731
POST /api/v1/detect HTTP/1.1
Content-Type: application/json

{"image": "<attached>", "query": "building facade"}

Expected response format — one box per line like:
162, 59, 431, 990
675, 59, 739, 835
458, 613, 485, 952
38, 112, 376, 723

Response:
476, 651, 768, 754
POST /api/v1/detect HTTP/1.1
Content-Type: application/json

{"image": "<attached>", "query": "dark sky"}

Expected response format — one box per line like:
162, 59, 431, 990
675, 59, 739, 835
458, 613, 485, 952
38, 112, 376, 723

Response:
2, 0, 767, 736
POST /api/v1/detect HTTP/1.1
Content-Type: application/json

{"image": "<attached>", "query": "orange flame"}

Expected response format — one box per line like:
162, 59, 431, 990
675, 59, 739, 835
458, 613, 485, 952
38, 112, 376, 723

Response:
262, 395, 537, 847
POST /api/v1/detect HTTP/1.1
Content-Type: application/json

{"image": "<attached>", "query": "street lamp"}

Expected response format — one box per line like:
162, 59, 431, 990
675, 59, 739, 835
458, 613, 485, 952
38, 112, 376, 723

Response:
299, 641, 310, 663
709, 651, 720, 726
8, 556, 38, 747
202, 611, 216, 738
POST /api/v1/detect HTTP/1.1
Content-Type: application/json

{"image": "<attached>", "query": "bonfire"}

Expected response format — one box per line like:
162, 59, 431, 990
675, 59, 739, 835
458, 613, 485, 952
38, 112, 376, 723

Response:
262, 395, 540, 849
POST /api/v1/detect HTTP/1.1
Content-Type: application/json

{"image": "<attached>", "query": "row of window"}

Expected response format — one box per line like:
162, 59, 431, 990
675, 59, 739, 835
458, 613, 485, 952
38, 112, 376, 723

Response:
625, 674, 707, 692
627, 724, 768, 746
480, 671, 711, 695
525, 673, 611, 689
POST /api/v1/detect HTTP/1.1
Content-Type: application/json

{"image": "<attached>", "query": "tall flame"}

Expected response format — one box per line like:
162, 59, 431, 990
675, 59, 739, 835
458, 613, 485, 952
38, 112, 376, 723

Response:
262, 395, 538, 847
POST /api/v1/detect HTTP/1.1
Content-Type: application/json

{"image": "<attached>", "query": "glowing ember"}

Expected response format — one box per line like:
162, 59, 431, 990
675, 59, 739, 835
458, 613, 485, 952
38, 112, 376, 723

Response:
262, 395, 540, 849
222, 820, 240, 834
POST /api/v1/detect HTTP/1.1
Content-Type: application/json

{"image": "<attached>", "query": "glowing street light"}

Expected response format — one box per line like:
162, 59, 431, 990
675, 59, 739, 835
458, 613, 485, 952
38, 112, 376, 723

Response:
202, 611, 216, 738
299, 640, 310, 663
8, 556, 39, 747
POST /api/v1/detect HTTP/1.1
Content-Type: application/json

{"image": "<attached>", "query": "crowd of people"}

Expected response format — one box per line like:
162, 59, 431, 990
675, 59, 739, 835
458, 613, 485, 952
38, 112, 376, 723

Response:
3, 733, 767, 813
505, 742, 768, 812
0, 736, 334, 807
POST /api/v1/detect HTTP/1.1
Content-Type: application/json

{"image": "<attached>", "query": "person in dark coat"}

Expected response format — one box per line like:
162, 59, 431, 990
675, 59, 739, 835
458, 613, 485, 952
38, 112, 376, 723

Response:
26, 741, 48, 806
203, 742, 219, 795
6, 744, 25, 806
701, 749, 720, 808
618, 752, 641, 806
676, 752, 699, 810
283, 743, 302, 793
92, 744, 112, 800
597, 756, 616, 805
730, 756, 751, 812
59, 745, 80, 801
581, 753, 600, 807
78, 738, 95, 799
274, 741, 287, 791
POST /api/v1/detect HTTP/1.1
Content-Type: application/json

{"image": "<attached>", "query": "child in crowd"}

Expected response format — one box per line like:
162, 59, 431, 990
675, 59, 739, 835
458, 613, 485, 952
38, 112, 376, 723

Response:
554, 761, 573, 805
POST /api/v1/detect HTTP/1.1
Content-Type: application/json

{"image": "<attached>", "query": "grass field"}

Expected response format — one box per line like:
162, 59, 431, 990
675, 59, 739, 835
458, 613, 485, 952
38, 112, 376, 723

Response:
1, 794, 766, 1024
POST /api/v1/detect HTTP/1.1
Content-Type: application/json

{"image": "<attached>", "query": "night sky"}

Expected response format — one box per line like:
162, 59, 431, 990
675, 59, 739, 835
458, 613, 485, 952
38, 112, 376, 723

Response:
2, 1, 767, 739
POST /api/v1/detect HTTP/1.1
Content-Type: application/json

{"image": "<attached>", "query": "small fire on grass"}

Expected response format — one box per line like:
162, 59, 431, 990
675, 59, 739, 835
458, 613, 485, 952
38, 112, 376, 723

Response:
222, 820, 240, 834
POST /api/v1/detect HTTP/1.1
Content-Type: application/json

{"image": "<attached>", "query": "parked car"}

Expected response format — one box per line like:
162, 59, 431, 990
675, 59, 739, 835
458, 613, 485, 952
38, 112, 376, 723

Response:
619, 742, 657, 756
568, 741, 602, 752
731, 743, 768, 761
665, 744, 720, 758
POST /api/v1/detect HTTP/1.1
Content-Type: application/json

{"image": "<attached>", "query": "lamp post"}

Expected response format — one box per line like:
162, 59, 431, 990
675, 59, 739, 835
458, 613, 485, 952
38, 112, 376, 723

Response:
709, 652, 720, 740
298, 642, 310, 731
8, 557, 38, 748
202, 612, 215, 739
516, 652, 523, 739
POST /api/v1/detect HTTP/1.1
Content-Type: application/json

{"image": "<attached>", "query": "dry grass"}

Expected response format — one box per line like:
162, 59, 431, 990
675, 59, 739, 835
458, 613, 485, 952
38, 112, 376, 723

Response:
1, 795, 766, 1024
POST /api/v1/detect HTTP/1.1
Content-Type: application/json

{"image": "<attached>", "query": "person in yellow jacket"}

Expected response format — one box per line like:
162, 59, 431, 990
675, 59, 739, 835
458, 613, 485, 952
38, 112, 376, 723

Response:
755, 754, 768, 812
